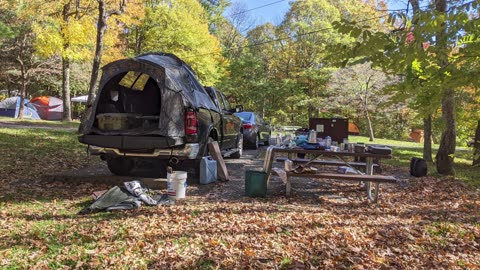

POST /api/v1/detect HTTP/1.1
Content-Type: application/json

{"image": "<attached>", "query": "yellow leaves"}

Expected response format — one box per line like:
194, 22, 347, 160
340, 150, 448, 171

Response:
140, 0, 224, 85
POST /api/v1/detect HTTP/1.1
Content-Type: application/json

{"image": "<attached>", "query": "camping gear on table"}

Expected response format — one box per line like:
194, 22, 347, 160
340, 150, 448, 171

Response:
302, 143, 325, 150
325, 136, 332, 148
354, 143, 366, 153
200, 156, 217, 184
410, 157, 427, 177
308, 130, 317, 144
367, 145, 393, 155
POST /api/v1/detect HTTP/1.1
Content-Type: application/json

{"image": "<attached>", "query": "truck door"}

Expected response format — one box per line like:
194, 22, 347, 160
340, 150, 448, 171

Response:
216, 90, 237, 149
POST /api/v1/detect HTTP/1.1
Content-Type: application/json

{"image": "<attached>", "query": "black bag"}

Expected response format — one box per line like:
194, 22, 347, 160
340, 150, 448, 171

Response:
410, 157, 427, 177
367, 145, 392, 155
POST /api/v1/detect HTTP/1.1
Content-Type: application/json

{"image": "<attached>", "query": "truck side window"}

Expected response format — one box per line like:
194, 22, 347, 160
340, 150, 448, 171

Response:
219, 93, 232, 111
216, 91, 226, 110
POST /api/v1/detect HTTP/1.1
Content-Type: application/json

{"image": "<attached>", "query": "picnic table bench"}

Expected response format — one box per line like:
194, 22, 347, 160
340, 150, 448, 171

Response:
264, 146, 397, 202
274, 157, 381, 172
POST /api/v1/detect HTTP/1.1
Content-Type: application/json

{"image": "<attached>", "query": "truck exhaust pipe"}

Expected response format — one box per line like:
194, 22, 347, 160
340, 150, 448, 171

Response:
169, 157, 179, 165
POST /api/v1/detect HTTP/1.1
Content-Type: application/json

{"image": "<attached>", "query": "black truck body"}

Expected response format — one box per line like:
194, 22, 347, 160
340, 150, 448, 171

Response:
78, 53, 242, 176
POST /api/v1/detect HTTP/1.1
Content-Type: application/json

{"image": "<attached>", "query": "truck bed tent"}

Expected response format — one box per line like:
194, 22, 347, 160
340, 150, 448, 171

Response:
30, 96, 63, 120
0, 96, 41, 119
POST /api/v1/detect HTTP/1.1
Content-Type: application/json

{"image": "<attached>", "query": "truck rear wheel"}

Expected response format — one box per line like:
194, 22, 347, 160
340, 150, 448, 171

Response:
230, 133, 243, 159
106, 156, 134, 176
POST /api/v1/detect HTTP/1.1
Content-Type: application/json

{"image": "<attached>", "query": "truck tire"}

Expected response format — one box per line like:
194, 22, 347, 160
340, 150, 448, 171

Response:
106, 156, 134, 176
251, 134, 259, 150
264, 134, 270, 146
230, 133, 243, 159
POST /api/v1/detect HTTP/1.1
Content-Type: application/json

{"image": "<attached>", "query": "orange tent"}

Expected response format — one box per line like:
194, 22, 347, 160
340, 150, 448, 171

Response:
409, 129, 424, 143
348, 122, 360, 135
30, 96, 63, 120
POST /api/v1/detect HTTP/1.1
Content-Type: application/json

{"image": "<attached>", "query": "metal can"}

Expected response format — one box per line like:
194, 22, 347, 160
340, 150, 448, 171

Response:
284, 159, 293, 171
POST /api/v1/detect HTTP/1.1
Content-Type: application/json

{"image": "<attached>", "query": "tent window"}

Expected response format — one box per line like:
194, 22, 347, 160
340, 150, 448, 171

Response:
119, 72, 150, 91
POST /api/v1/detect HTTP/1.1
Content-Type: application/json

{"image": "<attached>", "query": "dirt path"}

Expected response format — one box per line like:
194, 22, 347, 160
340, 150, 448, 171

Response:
39, 146, 411, 204
0, 120, 78, 131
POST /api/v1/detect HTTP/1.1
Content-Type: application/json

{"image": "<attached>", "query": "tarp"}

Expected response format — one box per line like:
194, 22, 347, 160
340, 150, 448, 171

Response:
80, 52, 219, 136
30, 96, 63, 120
78, 181, 167, 215
0, 96, 41, 119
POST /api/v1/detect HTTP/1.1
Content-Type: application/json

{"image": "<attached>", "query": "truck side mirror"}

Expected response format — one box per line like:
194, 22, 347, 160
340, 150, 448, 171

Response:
235, 105, 243, 112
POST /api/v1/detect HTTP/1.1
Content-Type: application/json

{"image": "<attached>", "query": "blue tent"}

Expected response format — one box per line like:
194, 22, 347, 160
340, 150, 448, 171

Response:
0, 96, 41, 119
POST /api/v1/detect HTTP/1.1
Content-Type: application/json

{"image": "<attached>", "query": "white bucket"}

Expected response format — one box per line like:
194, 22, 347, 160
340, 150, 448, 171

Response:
167, 171, 187, 199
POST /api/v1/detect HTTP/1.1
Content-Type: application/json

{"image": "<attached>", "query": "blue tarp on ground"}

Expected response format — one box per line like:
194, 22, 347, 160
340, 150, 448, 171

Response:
0, 96, 41, 119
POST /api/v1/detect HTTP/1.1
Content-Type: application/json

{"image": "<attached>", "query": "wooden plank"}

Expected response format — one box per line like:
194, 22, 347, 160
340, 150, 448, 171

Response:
207, 141, 230, 182
286, 172, 397, 183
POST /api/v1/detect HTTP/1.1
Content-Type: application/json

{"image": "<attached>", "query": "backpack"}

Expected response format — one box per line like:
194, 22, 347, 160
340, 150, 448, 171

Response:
410, 157, 427, 177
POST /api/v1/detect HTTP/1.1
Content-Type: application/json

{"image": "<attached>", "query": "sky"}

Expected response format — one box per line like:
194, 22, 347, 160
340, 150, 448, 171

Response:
225, 0, 291, 26
225, 0, 411, 26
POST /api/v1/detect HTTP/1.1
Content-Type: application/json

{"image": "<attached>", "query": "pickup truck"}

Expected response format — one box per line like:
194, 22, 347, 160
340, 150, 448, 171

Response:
78, 53, 243, 177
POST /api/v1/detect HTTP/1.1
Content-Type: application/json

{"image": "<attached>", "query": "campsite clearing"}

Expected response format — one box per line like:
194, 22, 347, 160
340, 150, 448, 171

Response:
0, 123, 479, 269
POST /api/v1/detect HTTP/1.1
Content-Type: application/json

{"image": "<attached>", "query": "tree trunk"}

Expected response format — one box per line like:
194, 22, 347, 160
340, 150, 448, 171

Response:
365, 109, 374, 141
434, 0, 455, 175
87, 0, 107, 106
435, 88, 455, 175
17, 60, 26, 119
61, 2, 72, 122
423, 115, 433, 161
18, 81, 26, 119
62, 57, 72, 122
472, 119, 480, 166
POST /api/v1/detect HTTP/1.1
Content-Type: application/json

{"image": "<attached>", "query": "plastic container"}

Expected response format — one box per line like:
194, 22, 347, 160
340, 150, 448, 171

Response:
325, 136, 332, 148
200, 156, 217, 184
96, 113, 131, 130
167, 171, 188, 199
245, 170, 267, 197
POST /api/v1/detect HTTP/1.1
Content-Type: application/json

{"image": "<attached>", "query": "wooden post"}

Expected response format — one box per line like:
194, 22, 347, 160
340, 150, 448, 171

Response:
207, 141, 230, 182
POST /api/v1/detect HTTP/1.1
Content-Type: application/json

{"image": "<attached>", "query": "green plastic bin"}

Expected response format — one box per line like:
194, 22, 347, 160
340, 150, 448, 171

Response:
245, 170, 267, 197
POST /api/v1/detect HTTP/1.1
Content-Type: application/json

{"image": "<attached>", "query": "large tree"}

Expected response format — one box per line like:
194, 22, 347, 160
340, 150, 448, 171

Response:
0, 1, 59, 118
86, 0, 127, 105
332, 0, 480, 174
33, 0, 97, 121
327, 62, 395, 141
124, 0, 225, 85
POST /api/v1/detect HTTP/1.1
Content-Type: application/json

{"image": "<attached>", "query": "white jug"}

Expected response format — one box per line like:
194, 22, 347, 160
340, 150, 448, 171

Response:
308, 130, 317, 143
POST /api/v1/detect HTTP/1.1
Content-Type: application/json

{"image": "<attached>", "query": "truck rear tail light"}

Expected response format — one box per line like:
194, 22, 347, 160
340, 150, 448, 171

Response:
185, 109, 198, 135
242, 123, 253, 129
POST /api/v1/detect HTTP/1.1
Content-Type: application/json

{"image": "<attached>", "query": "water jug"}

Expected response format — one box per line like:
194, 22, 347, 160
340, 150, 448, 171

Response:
200, 156, 217, 184
308, 130, 317, 143
325, 136, 332, 148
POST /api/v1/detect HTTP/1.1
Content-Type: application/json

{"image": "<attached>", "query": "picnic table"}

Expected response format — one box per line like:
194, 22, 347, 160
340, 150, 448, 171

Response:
263, 146, 397, 202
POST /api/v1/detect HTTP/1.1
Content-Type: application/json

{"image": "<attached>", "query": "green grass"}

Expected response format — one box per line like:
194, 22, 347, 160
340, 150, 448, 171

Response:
349, 136, 479, 187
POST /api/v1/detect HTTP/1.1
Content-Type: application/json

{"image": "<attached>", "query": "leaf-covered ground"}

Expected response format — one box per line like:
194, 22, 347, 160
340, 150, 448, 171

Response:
0, 125, 478, 269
